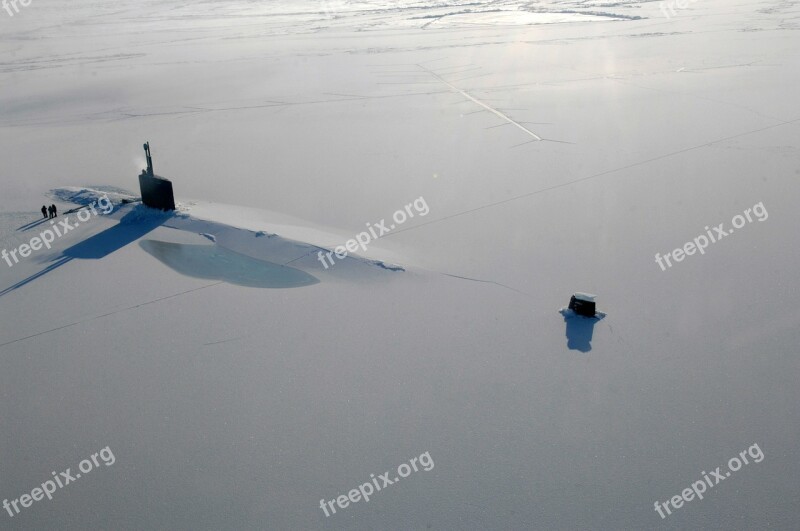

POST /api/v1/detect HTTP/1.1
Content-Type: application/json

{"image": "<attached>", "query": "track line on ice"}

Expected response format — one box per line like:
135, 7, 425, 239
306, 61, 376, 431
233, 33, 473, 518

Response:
204, 335, 248, 347
417, 64, 543, 142
437, 272, 535, 298
380, 117, 800, 239
0, 282, 224, 350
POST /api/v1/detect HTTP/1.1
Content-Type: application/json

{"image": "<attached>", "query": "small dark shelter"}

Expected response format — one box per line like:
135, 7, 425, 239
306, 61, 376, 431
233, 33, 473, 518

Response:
568, 292, 597, 317
138, 142, 176, 211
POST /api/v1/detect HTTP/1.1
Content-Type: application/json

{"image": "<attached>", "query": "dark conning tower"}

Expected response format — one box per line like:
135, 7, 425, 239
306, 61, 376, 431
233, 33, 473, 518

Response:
138, 142, 176, 211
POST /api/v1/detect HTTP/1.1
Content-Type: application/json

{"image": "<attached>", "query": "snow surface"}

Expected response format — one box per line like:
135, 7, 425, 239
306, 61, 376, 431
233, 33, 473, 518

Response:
1, 0, 799, 529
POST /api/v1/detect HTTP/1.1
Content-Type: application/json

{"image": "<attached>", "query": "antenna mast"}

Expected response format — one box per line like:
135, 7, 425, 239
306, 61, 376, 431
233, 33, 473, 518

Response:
143, 142, 154, 176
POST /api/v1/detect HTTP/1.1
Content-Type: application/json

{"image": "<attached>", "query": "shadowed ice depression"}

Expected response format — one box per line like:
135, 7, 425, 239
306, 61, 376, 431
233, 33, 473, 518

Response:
140, 240, 318, 289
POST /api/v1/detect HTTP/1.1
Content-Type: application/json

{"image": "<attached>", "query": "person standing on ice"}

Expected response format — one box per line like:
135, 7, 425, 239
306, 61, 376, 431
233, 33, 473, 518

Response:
41, 205, 48, 219
50, 204, 57, 218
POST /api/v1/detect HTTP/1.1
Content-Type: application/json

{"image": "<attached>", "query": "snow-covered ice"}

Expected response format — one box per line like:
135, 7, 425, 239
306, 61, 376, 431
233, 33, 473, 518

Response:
1, 0, 799, 529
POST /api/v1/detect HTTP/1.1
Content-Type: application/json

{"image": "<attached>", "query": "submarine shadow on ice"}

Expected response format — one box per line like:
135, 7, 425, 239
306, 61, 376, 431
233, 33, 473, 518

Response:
64, 207, 168, 260
1, 207, 167, 298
